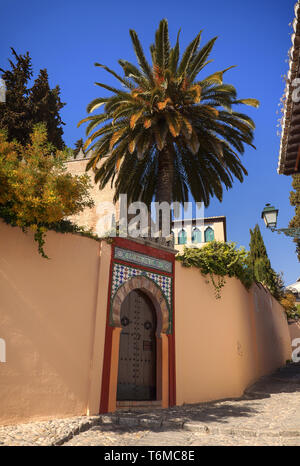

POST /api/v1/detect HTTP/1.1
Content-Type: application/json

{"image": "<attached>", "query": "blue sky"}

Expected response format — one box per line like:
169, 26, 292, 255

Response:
1, 0, 299, 285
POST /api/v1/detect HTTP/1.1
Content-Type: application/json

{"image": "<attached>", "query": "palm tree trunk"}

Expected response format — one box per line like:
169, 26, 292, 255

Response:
156, 144, 174, 204
155, 144, 174, 237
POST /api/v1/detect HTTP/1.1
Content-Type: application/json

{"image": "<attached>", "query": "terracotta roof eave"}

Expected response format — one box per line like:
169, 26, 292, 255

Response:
278, 1, 300, 175
172, 216, 226, 223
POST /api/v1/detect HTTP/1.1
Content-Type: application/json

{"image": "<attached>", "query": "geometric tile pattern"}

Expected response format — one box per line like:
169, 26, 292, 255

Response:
112, 262, 172, 309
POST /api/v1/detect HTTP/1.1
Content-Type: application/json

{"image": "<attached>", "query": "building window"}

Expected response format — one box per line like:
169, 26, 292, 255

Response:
178, 229, 187, 245
192, 227, 202, 244
204, 227, 214, 242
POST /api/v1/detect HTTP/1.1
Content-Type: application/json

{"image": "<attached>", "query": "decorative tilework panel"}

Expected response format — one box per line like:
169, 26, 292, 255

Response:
112, 262, 172, 309
114, 247, 172, 273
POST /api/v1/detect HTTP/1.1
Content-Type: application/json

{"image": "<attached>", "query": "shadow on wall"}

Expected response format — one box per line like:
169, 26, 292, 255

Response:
174, 262, 292, 406
252, 283, 290, 378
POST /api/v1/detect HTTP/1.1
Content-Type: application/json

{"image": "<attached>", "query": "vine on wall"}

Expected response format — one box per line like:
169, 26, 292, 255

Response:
176, 241, 254, 299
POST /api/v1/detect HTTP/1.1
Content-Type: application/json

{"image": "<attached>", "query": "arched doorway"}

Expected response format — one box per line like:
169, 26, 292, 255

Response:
100, 274, 173, 413
117, 289, 157, 401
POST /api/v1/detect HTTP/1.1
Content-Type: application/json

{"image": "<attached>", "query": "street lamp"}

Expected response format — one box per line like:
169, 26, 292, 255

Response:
261, 203, 300, 239
261, 204, 278, 229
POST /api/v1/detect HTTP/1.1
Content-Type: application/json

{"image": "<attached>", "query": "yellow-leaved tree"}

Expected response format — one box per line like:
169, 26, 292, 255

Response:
0, 123, 94, 257
280, 292, 300, 320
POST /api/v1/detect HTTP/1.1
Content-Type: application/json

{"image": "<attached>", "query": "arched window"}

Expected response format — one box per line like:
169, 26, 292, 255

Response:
192, 227, 202, 244
204, 227, 214, 242
178, 229, 187, 245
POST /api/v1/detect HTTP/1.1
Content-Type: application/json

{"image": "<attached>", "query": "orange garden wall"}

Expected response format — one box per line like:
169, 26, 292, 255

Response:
175, 263, 291, 405
288, 319, 300, 341
0, 221, 111, 425
0, 221, 292, 425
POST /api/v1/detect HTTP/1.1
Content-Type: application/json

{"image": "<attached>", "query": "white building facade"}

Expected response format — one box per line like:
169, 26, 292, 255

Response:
171, 216, 227, 253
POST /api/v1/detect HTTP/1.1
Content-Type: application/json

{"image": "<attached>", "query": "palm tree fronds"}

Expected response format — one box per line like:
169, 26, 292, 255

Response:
168, 29, 181, 73
86, 97, 109, 114
177, 32, 202, 77
94, 63, 134, 89
205, 65, 236, 85
130, 109, 144, 129
234, 98, 260, 108
78, 20, 258, 208
154, 19, 170, 70
188, 36, 217, 81
129, 29, 154, 84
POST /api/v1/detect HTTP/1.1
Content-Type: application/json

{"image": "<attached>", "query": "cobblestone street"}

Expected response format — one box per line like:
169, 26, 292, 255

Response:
1, 363, 300, 447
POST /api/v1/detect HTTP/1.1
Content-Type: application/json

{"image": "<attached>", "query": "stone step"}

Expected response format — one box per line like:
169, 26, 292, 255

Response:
116, 400, 162, 411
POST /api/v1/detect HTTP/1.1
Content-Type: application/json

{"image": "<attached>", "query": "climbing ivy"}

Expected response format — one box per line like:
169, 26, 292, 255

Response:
176, 241, 254, 299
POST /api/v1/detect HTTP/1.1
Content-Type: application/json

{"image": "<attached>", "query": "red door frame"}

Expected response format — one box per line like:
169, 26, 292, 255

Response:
99, 238, 176, 413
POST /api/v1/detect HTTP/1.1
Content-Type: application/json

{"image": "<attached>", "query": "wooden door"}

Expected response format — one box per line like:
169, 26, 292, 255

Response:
117, 289, 157, 401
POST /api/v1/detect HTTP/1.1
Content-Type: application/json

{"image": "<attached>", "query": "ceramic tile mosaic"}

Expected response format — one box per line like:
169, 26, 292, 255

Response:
111, 262, 172, 309
114, 247, 172, 273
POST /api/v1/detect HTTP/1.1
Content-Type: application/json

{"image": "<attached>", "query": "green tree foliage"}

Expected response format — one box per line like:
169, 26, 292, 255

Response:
176, 241, 253, 298
176, 228, 296, 315
79, 19, 259, 208
73, 138, 85, 158
29, 69, 65, 149
289, 174, 300, 261
248, 224, 279, 297
0, 48, 32, 145
0, 48, 65, 149
0, 124, 94, 257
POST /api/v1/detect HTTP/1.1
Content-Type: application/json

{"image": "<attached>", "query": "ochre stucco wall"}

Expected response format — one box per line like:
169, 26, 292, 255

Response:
288, 319, 300, 342
0, 221, 111, 425
174, 262, 291, 406
0, 220, 292, 425
66, 158, 119, 234
251, 285, 291, 378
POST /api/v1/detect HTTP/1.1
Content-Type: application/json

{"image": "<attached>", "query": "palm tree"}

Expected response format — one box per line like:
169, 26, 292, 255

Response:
78, 19, 258, 209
